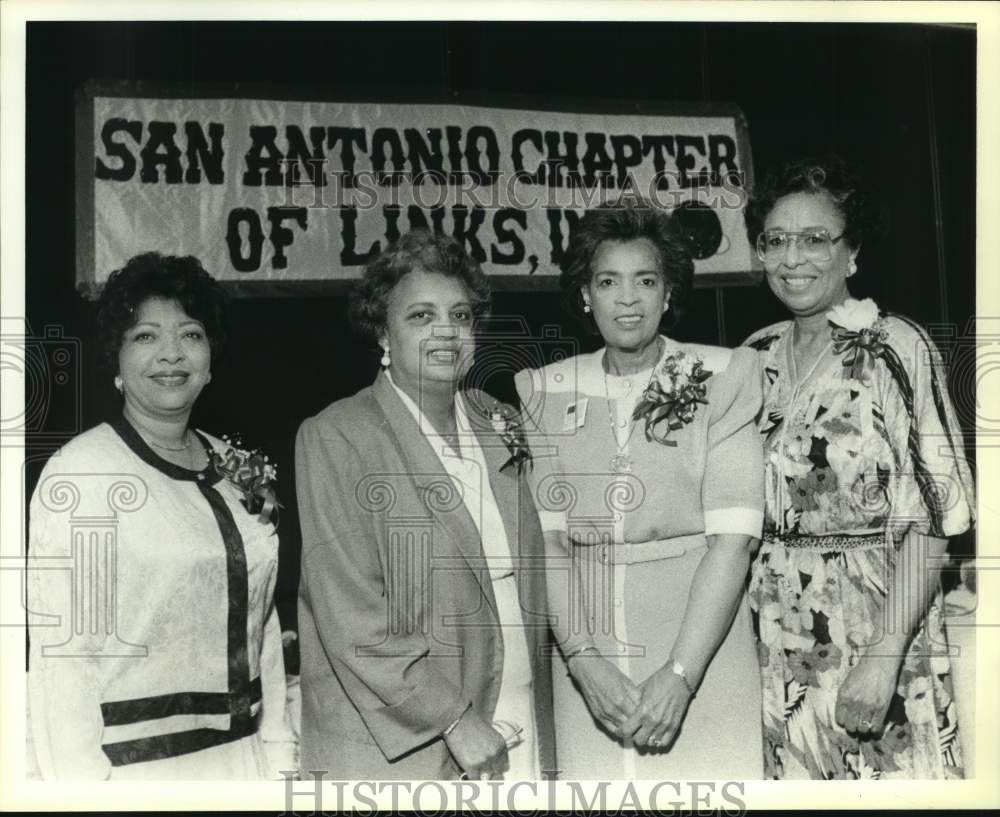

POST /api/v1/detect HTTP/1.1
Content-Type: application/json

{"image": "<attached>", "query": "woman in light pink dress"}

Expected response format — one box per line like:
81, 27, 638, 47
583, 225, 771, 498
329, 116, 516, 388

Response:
516, 198, 764, 778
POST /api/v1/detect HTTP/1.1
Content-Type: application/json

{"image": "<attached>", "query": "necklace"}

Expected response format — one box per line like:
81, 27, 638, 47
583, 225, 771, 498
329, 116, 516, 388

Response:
602, 340, 663, 475
790, 336, 834, 390
144, 431, 192, 452
775, 328, 834, 532
139, 429, 191, 454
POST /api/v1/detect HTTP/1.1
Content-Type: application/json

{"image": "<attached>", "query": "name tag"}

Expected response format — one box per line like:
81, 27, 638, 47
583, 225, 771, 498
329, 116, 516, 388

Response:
563, 398, 588, 431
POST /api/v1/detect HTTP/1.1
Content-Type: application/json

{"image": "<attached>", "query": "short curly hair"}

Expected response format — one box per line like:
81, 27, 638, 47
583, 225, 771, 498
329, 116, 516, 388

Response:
559, 196, 694, 331
95, 252, 229, 374
744, 155, 884, 250
350, 229, 492, 341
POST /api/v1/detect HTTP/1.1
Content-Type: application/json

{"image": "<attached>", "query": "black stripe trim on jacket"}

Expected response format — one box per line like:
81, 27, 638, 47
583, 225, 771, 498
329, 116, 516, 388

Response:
101, 677, 263, 727
199, 482, 254, 734
102, 719, 258, 767
104, 417, 258, 766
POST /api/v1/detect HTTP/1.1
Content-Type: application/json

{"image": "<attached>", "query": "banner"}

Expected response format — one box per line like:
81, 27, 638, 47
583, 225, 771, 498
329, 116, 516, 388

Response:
77, 85, 758, 293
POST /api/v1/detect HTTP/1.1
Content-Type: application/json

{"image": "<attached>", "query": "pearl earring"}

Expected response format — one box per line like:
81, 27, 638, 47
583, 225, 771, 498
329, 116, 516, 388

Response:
114, 375, 123, 394
380, 347, 391, 368
583, 303, 591, 314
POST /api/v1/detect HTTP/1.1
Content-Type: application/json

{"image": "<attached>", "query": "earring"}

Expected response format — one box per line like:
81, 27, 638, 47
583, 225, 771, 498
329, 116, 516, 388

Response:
583, 302, 591, 314
114, 375, 123, 394
380, 347, 391, 368
662, 300, 671, 313
848, 259, 858, 277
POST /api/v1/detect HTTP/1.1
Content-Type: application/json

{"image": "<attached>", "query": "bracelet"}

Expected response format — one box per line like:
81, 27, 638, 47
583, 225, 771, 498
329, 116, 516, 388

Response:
668, 658, 696, 695
565, 643, 599, 661
442, 702, 473, 738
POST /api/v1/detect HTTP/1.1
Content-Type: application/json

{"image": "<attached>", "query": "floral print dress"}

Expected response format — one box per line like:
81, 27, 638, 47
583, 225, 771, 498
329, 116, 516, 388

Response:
743, 299, 975, 780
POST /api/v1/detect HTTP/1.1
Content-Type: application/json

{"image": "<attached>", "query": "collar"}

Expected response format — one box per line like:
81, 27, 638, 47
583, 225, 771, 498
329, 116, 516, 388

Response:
111, 415, 221, 486
572, 335, 678, 397
384, 369, 470, 459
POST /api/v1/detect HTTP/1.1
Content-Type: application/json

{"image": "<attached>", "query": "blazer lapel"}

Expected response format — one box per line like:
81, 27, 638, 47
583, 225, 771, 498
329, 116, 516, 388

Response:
460, 391, 522, 552
460, 390, 545, 629
371, 372, 498, 617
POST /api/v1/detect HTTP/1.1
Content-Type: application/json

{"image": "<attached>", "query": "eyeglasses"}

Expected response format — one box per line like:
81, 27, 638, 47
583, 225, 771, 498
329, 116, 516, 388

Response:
493, 719, 524, 750
755, 229, 846, 264
457, 720, 525, 780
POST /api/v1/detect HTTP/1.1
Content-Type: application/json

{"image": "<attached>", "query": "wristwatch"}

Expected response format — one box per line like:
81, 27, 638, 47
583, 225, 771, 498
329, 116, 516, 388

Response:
668, 658, 695, 695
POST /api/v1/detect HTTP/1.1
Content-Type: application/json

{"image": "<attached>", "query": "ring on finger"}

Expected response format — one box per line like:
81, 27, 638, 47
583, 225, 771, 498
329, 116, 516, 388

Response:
649, 737, 662, 747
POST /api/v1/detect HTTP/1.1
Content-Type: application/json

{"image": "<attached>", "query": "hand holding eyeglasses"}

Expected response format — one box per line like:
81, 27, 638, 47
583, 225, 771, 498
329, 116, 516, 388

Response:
456, 721, 524, 781
443, 706, 513, 781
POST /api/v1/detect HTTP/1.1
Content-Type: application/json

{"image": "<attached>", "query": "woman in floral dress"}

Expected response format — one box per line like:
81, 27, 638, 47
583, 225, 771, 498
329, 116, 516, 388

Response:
743, 157, 975, 779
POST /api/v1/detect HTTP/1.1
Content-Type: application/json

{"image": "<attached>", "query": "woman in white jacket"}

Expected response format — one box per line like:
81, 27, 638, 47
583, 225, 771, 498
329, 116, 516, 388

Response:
27, 252, 296, 779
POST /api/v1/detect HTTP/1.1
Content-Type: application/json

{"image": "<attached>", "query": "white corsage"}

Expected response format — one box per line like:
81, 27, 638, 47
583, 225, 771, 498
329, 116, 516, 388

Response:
828, 298, 889, 381
827, 297, 880, 332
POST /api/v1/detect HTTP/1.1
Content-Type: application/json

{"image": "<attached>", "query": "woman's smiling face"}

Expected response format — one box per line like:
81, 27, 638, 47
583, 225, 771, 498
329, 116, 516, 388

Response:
380, 268, 476, 397
763, 191, 858, 319
584, 238, 668, 354
117, 296, 212, 422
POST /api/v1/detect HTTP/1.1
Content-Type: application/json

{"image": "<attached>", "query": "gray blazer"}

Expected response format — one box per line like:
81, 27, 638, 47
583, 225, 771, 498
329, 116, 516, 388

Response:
295, 371, 556, 779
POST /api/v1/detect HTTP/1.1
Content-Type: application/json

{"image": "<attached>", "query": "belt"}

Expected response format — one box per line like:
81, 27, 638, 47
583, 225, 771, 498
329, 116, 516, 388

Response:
569, 533, 707, 565
762, 531, 887, 552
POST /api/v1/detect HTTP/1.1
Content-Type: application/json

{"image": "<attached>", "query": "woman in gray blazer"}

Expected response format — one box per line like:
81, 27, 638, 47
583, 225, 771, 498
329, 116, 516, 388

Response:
295, 230, 555, 780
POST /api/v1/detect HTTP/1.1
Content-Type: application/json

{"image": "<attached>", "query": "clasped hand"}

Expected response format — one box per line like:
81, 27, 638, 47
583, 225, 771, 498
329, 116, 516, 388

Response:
834, 652, 899, 737
443, 707, 509, 780
572, 655, 693, 749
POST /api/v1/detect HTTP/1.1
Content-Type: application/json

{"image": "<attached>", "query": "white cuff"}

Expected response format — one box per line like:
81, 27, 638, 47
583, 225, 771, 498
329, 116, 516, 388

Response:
704, 508, 763, 538
264, 739, 299, 780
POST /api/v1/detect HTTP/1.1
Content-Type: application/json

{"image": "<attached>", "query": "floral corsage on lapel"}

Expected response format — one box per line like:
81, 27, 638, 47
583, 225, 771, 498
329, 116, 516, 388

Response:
208, 435, 282, 527
632, 351, 712, 446
828, 298, 891, 381
484, 404, 533, 475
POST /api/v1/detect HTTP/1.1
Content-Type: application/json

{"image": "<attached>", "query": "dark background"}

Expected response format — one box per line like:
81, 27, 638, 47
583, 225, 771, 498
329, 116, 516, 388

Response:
25, 22, 977, 635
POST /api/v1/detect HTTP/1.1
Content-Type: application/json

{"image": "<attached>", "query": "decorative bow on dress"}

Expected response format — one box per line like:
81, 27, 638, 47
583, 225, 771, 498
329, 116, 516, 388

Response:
208, 437, 282, 527
829, 297, 893, 381
828, 298, 915, 408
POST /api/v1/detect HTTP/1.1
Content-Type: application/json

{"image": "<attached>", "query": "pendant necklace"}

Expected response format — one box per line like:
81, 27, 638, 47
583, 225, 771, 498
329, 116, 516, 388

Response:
603, 340, 663, 475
